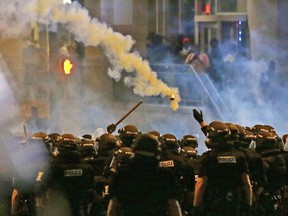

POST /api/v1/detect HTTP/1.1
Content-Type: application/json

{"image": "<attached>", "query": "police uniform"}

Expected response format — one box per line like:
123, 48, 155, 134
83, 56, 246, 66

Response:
159, 148, 195, 207
254, 131, 287, 216
107, 133, 182, 216
89, 142, 116, 216
50, 149, 95, 215
109, 157, 180, 216
198, 146, 249, 216
257, 147, 287, 216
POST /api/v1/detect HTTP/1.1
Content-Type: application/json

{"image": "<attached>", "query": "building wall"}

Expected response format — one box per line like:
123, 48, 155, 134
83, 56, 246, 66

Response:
247, 0, 278, 61
0, 0, 287, 143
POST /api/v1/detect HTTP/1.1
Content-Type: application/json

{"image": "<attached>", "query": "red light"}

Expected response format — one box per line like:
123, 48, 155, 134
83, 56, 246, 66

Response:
205, 3, 211, 15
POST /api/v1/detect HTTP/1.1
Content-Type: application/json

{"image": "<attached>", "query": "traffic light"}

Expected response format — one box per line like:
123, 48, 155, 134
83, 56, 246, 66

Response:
62, 58, 73, 75
205, 3, 211, 15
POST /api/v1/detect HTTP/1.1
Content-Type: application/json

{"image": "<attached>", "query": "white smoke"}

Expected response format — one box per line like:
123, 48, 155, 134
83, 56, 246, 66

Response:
0, 0, 38, 38
0, 51, 19, 128
0, 0, 181, 110
43, 1, 181, 110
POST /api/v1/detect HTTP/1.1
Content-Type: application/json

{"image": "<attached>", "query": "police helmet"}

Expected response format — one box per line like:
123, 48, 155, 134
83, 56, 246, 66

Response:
82, 134, 93, 140
225, 123, 239, 139
240, 130, 256, 148
255, 131, 277, 152
264, 125, 276, 133
182, 146, 197, 158
159, 133, 180, 151
114, 147, 134, 159
96, 133, 117, 152
57, 134, 79, 152
118, 125, 140, 147
79, 138, 97, 156
30, 132, 49, 141
235, 124, 246, 139
252, 124, 269, 134
132, 133, 161, 158
233, 124, 250, 148
48, 133, 61, 143
243, 126, 253, 132
179, 135, 198, 148
147, 130, 161, 139
205, 121, 231, 148
244, 130, 256, 141
29, 132, 51, 151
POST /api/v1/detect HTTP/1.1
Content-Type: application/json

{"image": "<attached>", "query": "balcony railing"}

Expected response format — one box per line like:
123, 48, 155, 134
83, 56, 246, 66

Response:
113, 63, 234, 122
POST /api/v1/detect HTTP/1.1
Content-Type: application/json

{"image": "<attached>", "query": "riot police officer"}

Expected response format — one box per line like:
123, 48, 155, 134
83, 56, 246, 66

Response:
159, 133, 195, 214
107, 133, 183, 216
179, 134, 200, 180
89, 133, 119, 216
117, 124, 140, 148
50, 134, 95, 216
254, 130, 287, 216
104, 125, 139, 176
192, 121, 252, 216
228, 123, 267, 216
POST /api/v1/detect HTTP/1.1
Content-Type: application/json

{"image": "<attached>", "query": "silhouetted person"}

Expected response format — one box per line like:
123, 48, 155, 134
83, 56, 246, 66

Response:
146, 32, 171, 63
25, 106, 48, 133
207, 38, 224, 90
260, 60, 277, 102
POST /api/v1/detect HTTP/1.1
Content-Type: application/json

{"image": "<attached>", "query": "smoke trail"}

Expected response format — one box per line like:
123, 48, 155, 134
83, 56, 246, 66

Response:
35, 0, 181, 110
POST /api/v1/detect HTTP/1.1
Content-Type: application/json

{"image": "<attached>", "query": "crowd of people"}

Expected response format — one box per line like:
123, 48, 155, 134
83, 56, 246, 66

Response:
0, 108, 288, 216
145, 32, 280, 104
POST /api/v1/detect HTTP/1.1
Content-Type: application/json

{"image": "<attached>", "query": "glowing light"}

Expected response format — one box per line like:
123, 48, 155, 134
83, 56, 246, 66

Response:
63, 59, 73, 75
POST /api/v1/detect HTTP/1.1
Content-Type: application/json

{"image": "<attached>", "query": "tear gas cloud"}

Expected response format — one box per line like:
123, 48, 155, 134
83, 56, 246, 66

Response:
0, 0, 180, 111
3, 0, 288, 208
37, 0, 181, 110
0, 0, 287, 152
0, 0, 183, 137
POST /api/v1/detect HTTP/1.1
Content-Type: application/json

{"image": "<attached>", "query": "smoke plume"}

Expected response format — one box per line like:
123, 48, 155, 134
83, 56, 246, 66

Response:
0, 0, 181, 110
37, 0, 181, 110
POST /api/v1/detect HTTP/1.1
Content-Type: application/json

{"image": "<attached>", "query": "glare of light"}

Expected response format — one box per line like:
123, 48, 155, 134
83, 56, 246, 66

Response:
63, 59, 73, 75
239, 21, 242, 25
63, 0, 72, 4
239, 31, 242, 35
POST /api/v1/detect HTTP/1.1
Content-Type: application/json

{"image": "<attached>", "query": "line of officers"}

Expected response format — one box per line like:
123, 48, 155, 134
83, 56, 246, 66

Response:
0, 109, 287, 216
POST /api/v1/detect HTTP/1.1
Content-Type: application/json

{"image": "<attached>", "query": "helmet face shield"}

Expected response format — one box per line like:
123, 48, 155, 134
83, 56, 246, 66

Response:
255, 131, 277, 151
179, 135, 198, 148
97, 133, 117, 152
206, 121, 231, 148
132, 134, 162, 159
159, 134, 180, 152
118, 125, 140, 147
